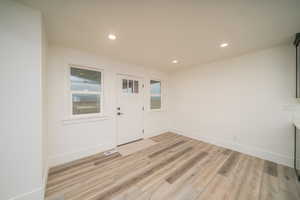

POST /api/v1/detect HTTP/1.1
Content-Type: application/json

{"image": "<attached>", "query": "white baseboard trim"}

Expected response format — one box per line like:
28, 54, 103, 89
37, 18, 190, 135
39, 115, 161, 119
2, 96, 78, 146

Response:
8, 187, 44, 200
42, 163, 49, 199
48, 129, 170, 168
7, 164, 48, 200
48, 143, 114, 167
145, 129, 170, 138
170, 128, 294, 168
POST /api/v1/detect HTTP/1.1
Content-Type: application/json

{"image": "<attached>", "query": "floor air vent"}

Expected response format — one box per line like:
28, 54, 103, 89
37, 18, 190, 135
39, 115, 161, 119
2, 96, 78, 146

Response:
103, 149, 118, 156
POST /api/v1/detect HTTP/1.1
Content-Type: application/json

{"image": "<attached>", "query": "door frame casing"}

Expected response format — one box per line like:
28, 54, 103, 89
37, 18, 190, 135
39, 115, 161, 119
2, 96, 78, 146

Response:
115, 73, 145, 146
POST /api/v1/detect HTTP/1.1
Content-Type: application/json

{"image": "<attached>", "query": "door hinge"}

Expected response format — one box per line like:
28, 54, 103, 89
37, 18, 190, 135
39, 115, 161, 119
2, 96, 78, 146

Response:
142, 106, 144, 111
142, 129, 144, 133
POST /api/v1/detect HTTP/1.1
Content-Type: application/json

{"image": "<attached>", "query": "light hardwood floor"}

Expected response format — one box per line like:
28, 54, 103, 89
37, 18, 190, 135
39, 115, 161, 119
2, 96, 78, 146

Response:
45, 132, 300, 200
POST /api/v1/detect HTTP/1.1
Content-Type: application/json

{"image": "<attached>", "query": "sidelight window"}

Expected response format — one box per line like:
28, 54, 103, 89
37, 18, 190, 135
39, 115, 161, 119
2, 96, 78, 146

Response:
150, 80, 161, 110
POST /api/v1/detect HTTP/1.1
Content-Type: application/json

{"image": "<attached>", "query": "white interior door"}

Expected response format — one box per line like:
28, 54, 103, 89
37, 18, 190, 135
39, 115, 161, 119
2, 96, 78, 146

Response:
116, 74, 144, 145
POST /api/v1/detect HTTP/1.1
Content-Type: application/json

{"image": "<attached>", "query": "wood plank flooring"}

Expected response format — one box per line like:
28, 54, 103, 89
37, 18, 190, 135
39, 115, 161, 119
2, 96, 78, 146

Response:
45, 132, 300, 200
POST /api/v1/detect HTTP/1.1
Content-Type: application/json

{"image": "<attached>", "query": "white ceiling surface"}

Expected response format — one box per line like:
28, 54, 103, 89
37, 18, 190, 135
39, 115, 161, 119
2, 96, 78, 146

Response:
18, 0, 300, 71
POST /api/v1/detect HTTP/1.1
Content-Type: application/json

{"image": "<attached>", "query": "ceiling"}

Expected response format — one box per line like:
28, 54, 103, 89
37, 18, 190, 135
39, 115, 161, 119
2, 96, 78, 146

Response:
17, 0, 300, 71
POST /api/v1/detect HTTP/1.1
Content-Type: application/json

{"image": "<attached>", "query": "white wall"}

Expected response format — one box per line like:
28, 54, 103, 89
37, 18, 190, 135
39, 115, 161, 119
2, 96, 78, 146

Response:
47, 45, 170, 167
0, 0, 44, 199
169, 45, 296, 167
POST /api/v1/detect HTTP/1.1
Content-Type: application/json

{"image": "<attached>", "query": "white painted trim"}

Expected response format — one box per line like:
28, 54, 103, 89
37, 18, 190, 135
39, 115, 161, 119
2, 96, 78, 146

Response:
48, 143, 114, 167
62, 115, 112, 125
8, 187, 44, 200
169, 128, 294, 168
47, 129, 168, 169
147, 109, 167, 113
144, 129, 170, 138
41, 160, 49, 199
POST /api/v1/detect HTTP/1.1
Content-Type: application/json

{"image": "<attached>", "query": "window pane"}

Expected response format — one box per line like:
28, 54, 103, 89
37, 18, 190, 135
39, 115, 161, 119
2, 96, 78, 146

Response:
72, 94, 100, 115
151, 96, 161, 109
150, 80, 161, 109
122, 79, 128, 93
134, 80, 139, 93
128, 80, 133, 93
150, 80, 161, 95
71, 67, 101, 92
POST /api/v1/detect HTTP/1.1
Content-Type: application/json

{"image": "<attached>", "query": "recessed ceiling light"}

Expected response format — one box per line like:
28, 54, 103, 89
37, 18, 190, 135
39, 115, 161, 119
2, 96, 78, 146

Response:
220, 43, 229, 48
172, 60, 178, 64
108, 34, 116, 40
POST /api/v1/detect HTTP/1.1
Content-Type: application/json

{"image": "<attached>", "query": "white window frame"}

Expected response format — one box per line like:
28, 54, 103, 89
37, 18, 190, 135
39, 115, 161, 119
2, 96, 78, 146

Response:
69, 64, 104, 118
150, 79, 163, 111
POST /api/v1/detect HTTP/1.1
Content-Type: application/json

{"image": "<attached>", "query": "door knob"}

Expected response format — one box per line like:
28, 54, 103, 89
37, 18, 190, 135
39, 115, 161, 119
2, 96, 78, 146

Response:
117, 112, 124, 115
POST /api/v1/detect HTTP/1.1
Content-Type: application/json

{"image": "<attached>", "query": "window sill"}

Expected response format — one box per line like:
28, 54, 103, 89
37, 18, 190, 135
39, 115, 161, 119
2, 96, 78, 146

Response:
62, 115, 112, 125
148, 109, 165, 112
